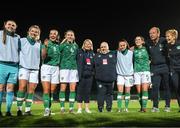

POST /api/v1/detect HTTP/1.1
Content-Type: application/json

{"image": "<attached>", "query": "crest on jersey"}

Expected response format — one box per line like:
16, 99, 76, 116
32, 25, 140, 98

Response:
177, 46, 180, 49
159, 44, 163, 51
99, 84, 102, 88
53, 47, 57, 51
109, 54, 112, 58
70, 48, 74, 53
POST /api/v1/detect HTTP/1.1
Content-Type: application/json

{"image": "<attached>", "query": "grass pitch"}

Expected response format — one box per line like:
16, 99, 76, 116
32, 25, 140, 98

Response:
0, 100, 180, 127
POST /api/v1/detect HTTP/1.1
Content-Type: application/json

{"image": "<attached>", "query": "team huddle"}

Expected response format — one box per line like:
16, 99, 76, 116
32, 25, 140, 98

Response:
0, 20, 180, 117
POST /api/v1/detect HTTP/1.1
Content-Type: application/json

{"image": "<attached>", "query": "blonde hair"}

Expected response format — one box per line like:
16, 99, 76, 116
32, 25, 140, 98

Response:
99, 41, 110, 54
82, 39, 93, 50
166, 29, 178, 40
49, 29, 60, 42
100, 42, 109, 49
28, 25, 41, 41
65, 30, 75, 40
61, 30, 75, 44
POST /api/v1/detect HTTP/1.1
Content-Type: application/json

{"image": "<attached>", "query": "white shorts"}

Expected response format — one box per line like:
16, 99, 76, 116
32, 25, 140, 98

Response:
134, 71, 151, 85
60, 69, 79, 83
117, 75, 134, 87
41, 64, 60, 84
19, 68, 39, 83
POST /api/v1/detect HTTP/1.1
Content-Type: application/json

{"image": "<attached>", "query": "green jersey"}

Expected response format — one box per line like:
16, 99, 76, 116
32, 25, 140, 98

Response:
59, 41, 79, 69
43, 40, 61, 66
134, 46, 150, 72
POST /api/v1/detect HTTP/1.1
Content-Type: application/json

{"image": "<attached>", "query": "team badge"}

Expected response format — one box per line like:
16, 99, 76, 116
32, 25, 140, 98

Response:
98, 55, 101, 57
70, 48, 74, 53
99, 84, 102, 88
177, 46, 180, 49
109, 54, 112, 58
159, 44, 163, 51
20, 74, 23, 77
42, 76, 46, 79
170, 72, 173, 76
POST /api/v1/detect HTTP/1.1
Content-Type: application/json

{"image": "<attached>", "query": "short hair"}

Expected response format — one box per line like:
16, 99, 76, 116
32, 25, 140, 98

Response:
150, 27, 160, 34
100, 41, 109, 50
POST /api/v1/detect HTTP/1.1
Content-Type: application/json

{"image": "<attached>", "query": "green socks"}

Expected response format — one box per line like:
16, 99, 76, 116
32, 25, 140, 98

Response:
59, 91, 65, 108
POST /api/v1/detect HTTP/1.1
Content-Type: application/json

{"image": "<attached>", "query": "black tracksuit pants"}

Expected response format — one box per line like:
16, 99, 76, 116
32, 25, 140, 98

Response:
77, 76, 93, 103
96, 81, 114, 111
170, 70, 180, 106
151, 72, 171, 108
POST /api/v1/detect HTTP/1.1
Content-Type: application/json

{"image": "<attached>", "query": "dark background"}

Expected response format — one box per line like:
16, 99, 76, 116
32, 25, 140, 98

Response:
1, 0, 180, 98
0, 0, 180, 50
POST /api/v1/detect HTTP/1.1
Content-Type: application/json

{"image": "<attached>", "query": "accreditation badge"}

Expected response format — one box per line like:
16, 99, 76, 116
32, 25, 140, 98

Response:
103, 59, 108, 65
86, 58, 91, 65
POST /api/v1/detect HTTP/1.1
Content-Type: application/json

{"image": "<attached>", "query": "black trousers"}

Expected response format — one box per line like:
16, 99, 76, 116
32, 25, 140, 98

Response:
77, 76, 93, 103
170, 70, 180, 106
96, 81, 114, 111
151, 72, 171, 108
